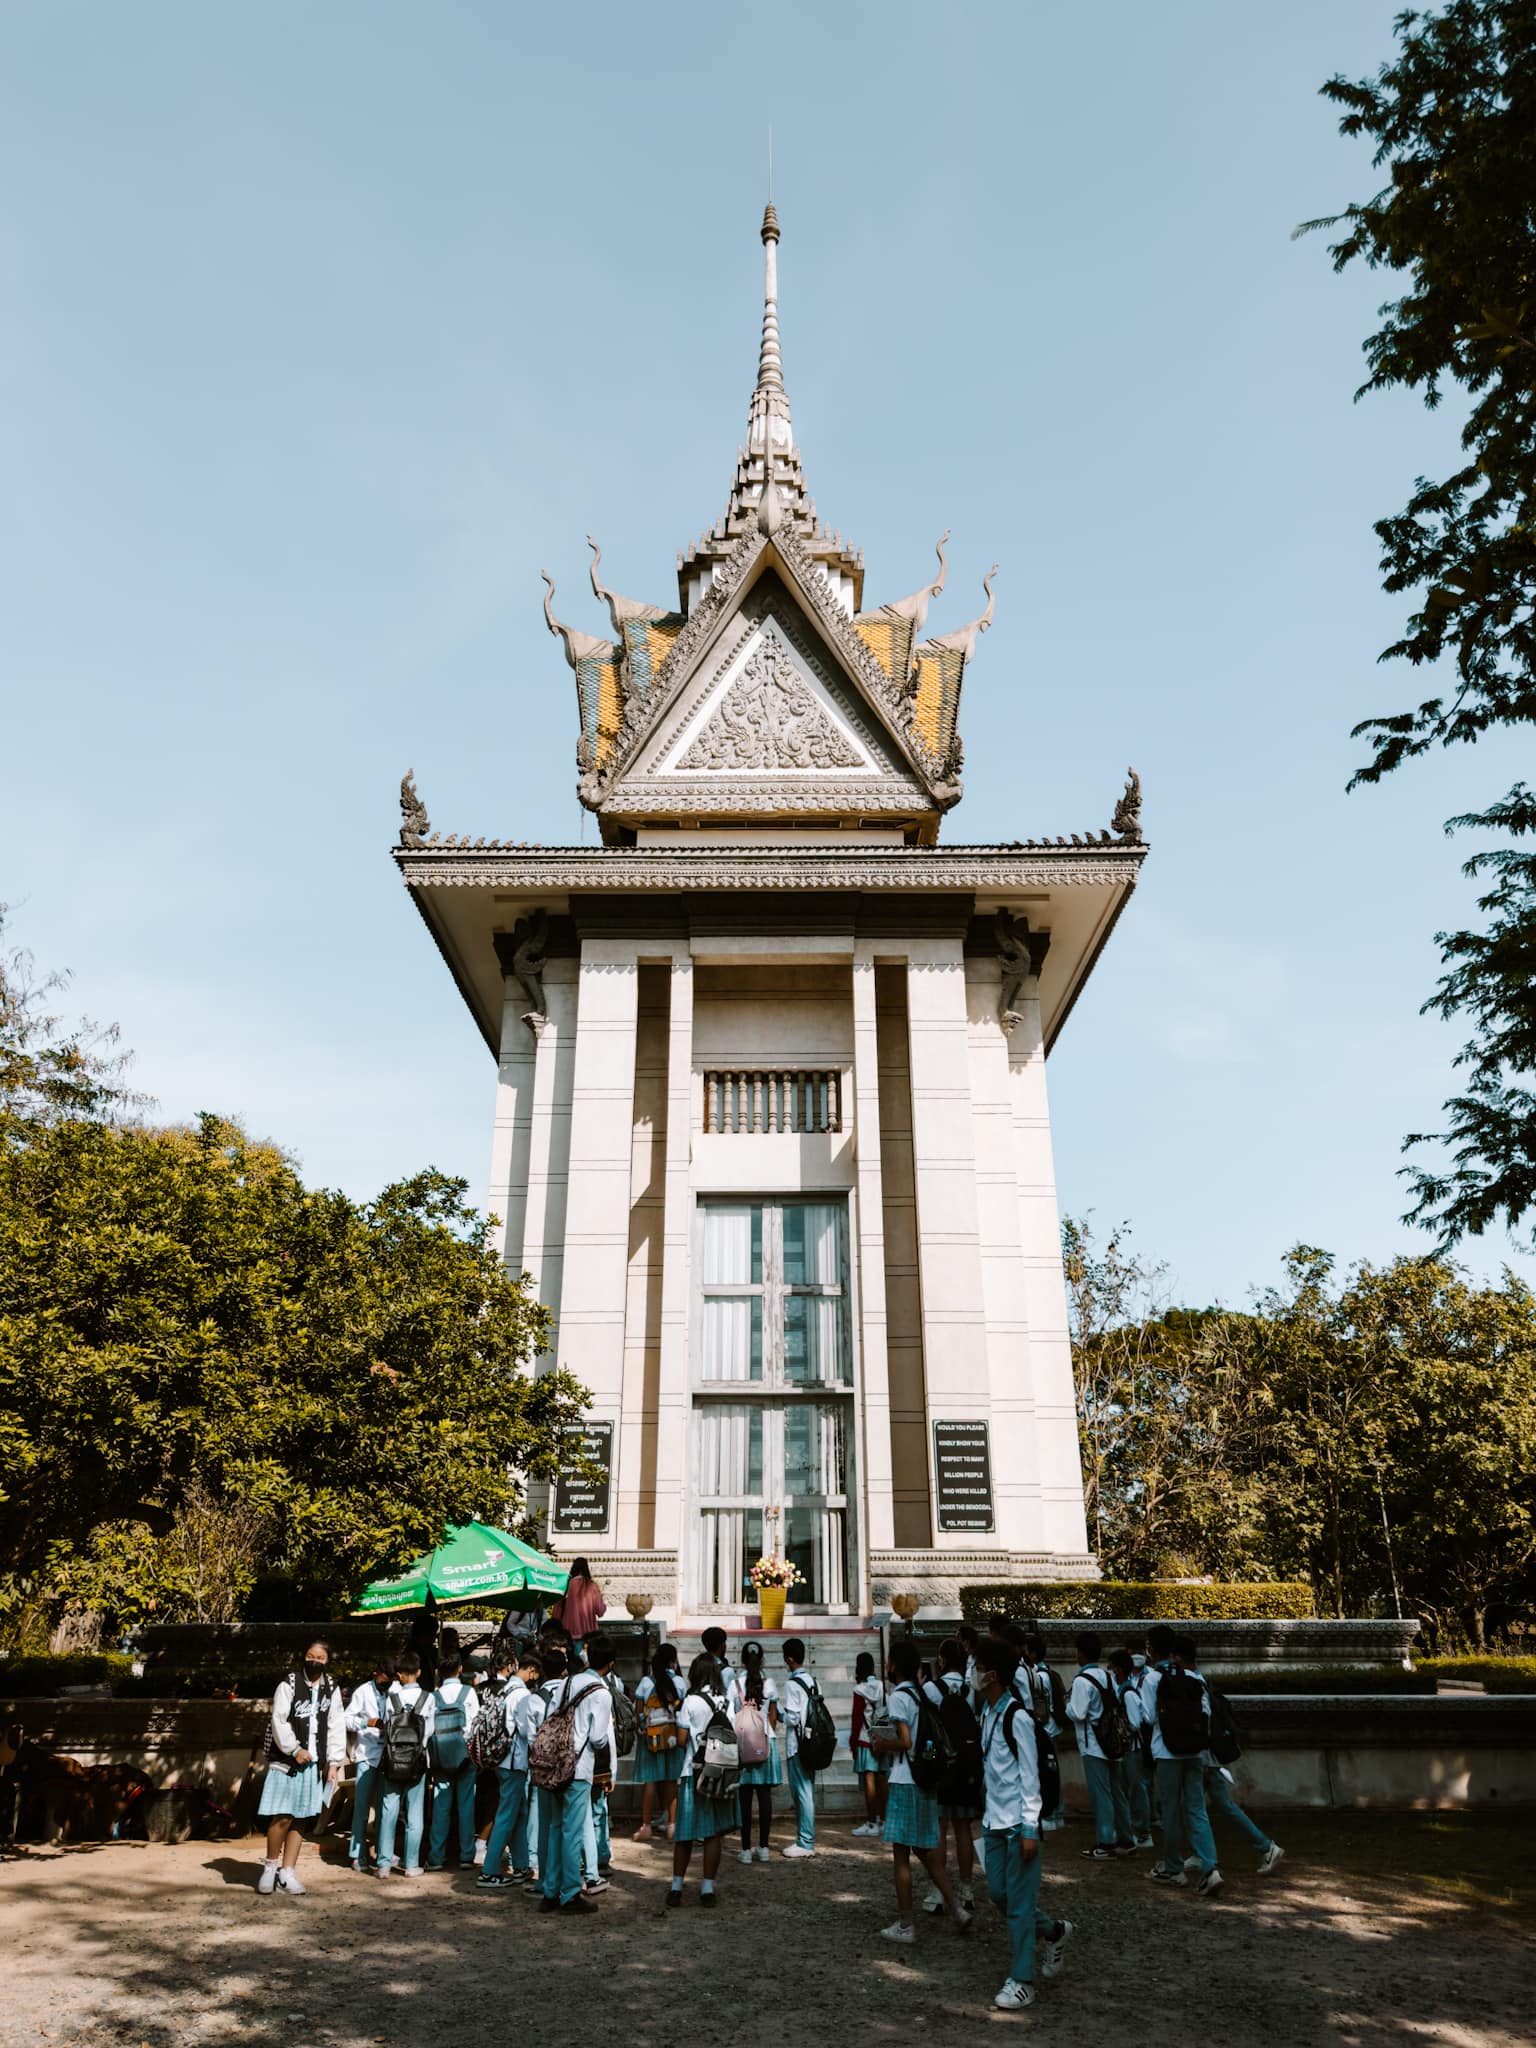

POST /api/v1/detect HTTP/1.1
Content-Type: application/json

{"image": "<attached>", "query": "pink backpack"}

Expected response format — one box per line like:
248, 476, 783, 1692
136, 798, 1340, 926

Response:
734, 1700, 769, 1767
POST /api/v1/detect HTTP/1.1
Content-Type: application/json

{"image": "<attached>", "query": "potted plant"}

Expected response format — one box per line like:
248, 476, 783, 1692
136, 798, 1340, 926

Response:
748, 1555, 804, 1631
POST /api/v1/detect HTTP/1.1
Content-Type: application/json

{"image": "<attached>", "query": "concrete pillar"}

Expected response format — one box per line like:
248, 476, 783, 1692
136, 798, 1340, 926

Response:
486, 981, 537, 1270
650, 949, 694, 1568
519, 958, 577, 1352
551, 943, 640, 1552
852, 947, 895, 1554
904, 940, 993, 1546
1007, 977, 1093, 1562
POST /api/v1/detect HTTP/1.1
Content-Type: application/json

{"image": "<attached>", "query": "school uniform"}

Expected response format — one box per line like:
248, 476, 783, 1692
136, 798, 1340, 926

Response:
882, 1678, 943, 1852
979, 1691, 1062, 1992
634, 1672, 688, 1784
781, 1666, 821, 1850
259, 1672, 345, 1820
1022, 1662, 1065, 1833
426, 1677, 481, 1868
581, 1670, 626, 1879
1118, 1673, 1154, 1841
1067, 1663, 1133, 1850
937, 1669, 983, 1823
376, 1680, 436, 1874
850, 1676, 890, 1777
735, 1675, 783, 1787
715, 1658, 745, 1714
482, 1676, 535, 1877
1141, 1664, 1218, 1877
344, 1678, 389, 1864
673, 1689, 739, 1841
539, 1668, 612, 1907
1190, 1663, 1273, 1857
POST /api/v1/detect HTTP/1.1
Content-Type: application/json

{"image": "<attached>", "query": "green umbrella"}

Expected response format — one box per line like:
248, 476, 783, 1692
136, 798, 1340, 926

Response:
353, 1521, 569, 1614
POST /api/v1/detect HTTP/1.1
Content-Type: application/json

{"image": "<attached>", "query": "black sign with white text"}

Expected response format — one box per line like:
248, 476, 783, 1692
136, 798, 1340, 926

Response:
933, 1420, 995, 1533
553, 1421, 614, 1536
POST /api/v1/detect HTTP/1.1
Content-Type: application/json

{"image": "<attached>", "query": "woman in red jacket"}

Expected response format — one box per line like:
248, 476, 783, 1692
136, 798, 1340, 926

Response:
555, 1558, 607, 1643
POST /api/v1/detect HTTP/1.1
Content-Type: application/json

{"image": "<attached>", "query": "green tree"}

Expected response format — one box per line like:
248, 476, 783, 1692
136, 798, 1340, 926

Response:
1300, 3, 1536, 1243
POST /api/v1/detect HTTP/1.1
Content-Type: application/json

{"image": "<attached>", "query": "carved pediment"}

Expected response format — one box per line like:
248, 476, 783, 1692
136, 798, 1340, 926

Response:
675, 635, 864, 773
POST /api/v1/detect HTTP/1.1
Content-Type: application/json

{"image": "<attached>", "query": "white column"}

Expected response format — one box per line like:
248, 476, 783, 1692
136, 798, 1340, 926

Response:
1008, 977, 1094, 1563
965, 954, 1044, 1554
651, 949, 694, 1567
905, 940, 993, 1546
553, 941, 640, 1553
486, 983, 537, 1270
519, 958, 577, 1352
852, 948, 895, 1554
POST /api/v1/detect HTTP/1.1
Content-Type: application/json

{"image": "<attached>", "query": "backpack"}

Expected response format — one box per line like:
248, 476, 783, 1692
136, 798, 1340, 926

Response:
379, 1688, 429, 1788
528, 1675, 592, 1792
1043, 1664, 1067, 1726
934, 1681, 983, 1806
1082, 1668, 1132, 1762
429, 1686, 472, 1776
991, 1698, 1061, 1822
467, 1688, 513, 1771
607, 1674, 637, 1759
734, 1698, 770, 1767
789, 1672, 837, 1775
691, 1690, 740, 1801
1205, 1680, 1242, 1766
1155, 1669, 1210, 1758
900, 1681, 955, 1796
644, 1681, 683, 1755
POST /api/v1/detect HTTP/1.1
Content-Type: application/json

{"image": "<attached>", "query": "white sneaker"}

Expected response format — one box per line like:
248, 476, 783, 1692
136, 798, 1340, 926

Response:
957, 1884, 975, 1908
275, 1868, 306, 1896
781, 1843, 814, 1859
257, 1862, 279, 1895
402, 1867, 425, 1879
953, 1903, 975, 1936
1197, 1867, 1224, 1898
1183, 1854, 1202, 1872
738, 1849, 755, 1865
753, 1846, 770, 1863
920, 1888, 946, 1915
349, 1855, 365, 1873
1040, 1918, 1074, 1979
880, 1919, 916, 1944
994, 1979, 1037, 2011
850, 1820, 879, 1838
1258, 1842, 1285, 1875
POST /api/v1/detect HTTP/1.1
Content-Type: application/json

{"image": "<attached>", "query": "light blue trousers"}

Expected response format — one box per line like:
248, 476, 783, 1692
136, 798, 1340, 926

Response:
581, 1786, 610, 1873
539, 1783, 591, 1905
1124, 1751, 1153, 1837
427, 1765, 476, 1867
377, 1776, 425, 1873
349, 1762, 381, 1863
483, 1767, 531, 1875
982, 1826, 1056, 1987
1155, 1757, 1217, 1875
1203, 1765, 1270, 1851
1082, 1753, 1133, 1847
786, 1754, 815, 1849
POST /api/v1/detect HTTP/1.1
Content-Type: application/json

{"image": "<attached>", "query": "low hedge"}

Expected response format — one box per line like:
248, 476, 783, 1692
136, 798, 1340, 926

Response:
959, 1582, 1315, 1623
1220, 1667, 1434, 1696
1420, 1656, 1536, 1694
0, 1652, 135, 1697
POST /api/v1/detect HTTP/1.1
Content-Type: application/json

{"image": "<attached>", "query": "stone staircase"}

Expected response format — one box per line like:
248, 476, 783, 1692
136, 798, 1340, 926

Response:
613, 1624, 882, 1817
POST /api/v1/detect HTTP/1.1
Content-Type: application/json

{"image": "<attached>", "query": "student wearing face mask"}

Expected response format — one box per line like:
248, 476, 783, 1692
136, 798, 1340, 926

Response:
257, 1638, 346, 1895
344, 1654, 395, 1873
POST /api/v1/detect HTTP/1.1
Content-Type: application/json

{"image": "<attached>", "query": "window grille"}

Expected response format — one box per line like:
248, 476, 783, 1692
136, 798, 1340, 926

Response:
702, 1068, 842, 1134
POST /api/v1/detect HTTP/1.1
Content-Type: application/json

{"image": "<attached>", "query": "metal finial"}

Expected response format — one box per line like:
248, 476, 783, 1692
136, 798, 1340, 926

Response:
761, 201, 780, 244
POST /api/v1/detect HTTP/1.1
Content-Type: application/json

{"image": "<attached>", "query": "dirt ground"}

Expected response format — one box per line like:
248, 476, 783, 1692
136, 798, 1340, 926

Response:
2, 1814, 1530, 2048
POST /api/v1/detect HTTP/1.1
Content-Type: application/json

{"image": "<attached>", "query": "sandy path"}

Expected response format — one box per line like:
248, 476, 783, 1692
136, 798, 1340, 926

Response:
1, 1825, 1528, 2047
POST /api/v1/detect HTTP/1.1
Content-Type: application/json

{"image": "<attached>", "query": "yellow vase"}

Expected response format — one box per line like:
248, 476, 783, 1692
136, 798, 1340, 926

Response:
758, 1585, 788, 1631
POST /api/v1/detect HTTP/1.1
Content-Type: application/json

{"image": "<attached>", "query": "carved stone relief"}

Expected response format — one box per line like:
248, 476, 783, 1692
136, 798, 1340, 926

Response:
675, 635, 863, 773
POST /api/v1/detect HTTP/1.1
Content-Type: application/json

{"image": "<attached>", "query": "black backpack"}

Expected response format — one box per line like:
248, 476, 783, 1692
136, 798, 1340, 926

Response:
1205, 1680, 1242, 1766
901, 1681, 955, 1795
991, 1698, 1061, 1821
1082, 1668, 1133, 1761
934, 1681, 983, 1806
379, 1688, 429, 1787
790, 1673, 838, 1775
607, 1674, 637, 1759
1155, 1669, 1210, 1758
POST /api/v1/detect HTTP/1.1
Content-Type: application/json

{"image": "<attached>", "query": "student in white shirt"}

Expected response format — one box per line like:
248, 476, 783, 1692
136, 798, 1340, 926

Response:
734, 1638, 781, 1863
1107, 1648, 1155, 1851
1182, 1640, 1283, 1879
344, 1655, 395, 1873
871, 1637, 971, 1945
1066, 1631, 1135, 1859
701, 1626, 744, 1713
633, 1644, 686, 1842
974, 1636, 1073, 2012
537, 1638, 613, 1914
376, 1650, 435, 1878
923, 1637, 980, 1916
425, 1648, 480, 1870
779, 1637, 819, 1857
478, 1645, 542, 1888
1142, 1632, 1221, 1894
256, 1638, 347, 1895
849, 1650, 889, 1837
667, 1652, 738, 1908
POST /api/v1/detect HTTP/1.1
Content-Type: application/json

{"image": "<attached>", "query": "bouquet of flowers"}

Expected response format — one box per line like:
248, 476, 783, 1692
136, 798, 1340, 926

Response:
748, 1555, 805, 1591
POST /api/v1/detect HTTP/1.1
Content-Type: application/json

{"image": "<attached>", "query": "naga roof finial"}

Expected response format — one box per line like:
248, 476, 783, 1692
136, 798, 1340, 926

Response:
398, 767, 430, 849
931, 564, 998, 661
1111, 767, 1144, 840
541, 569, 614, 670
879, 529, 951, 637
586, 535, 671, 634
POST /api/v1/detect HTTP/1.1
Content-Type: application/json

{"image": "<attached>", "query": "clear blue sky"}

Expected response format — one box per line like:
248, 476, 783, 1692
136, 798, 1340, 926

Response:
5, 1, 1528, 1307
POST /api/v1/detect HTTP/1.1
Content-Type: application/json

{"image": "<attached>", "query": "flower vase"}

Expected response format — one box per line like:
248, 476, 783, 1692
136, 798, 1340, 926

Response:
758, 1585, 788, 1631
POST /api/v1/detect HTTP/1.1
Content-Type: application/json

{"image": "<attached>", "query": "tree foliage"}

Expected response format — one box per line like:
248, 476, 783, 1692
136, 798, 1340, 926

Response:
1066, 1218, 1536, 1646
0, 913, 586, 1643
1302, 4, 1536, 1243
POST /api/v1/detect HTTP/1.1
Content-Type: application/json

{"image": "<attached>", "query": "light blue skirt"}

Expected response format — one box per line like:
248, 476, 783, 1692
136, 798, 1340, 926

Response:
853, 1745, 888, 1777
674, 1774, 737, 1843
883, 1781, 939, 1851
737, 1735, 782, 1789
259, 1762, 324, 1819
634, 1740, 686, 1784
